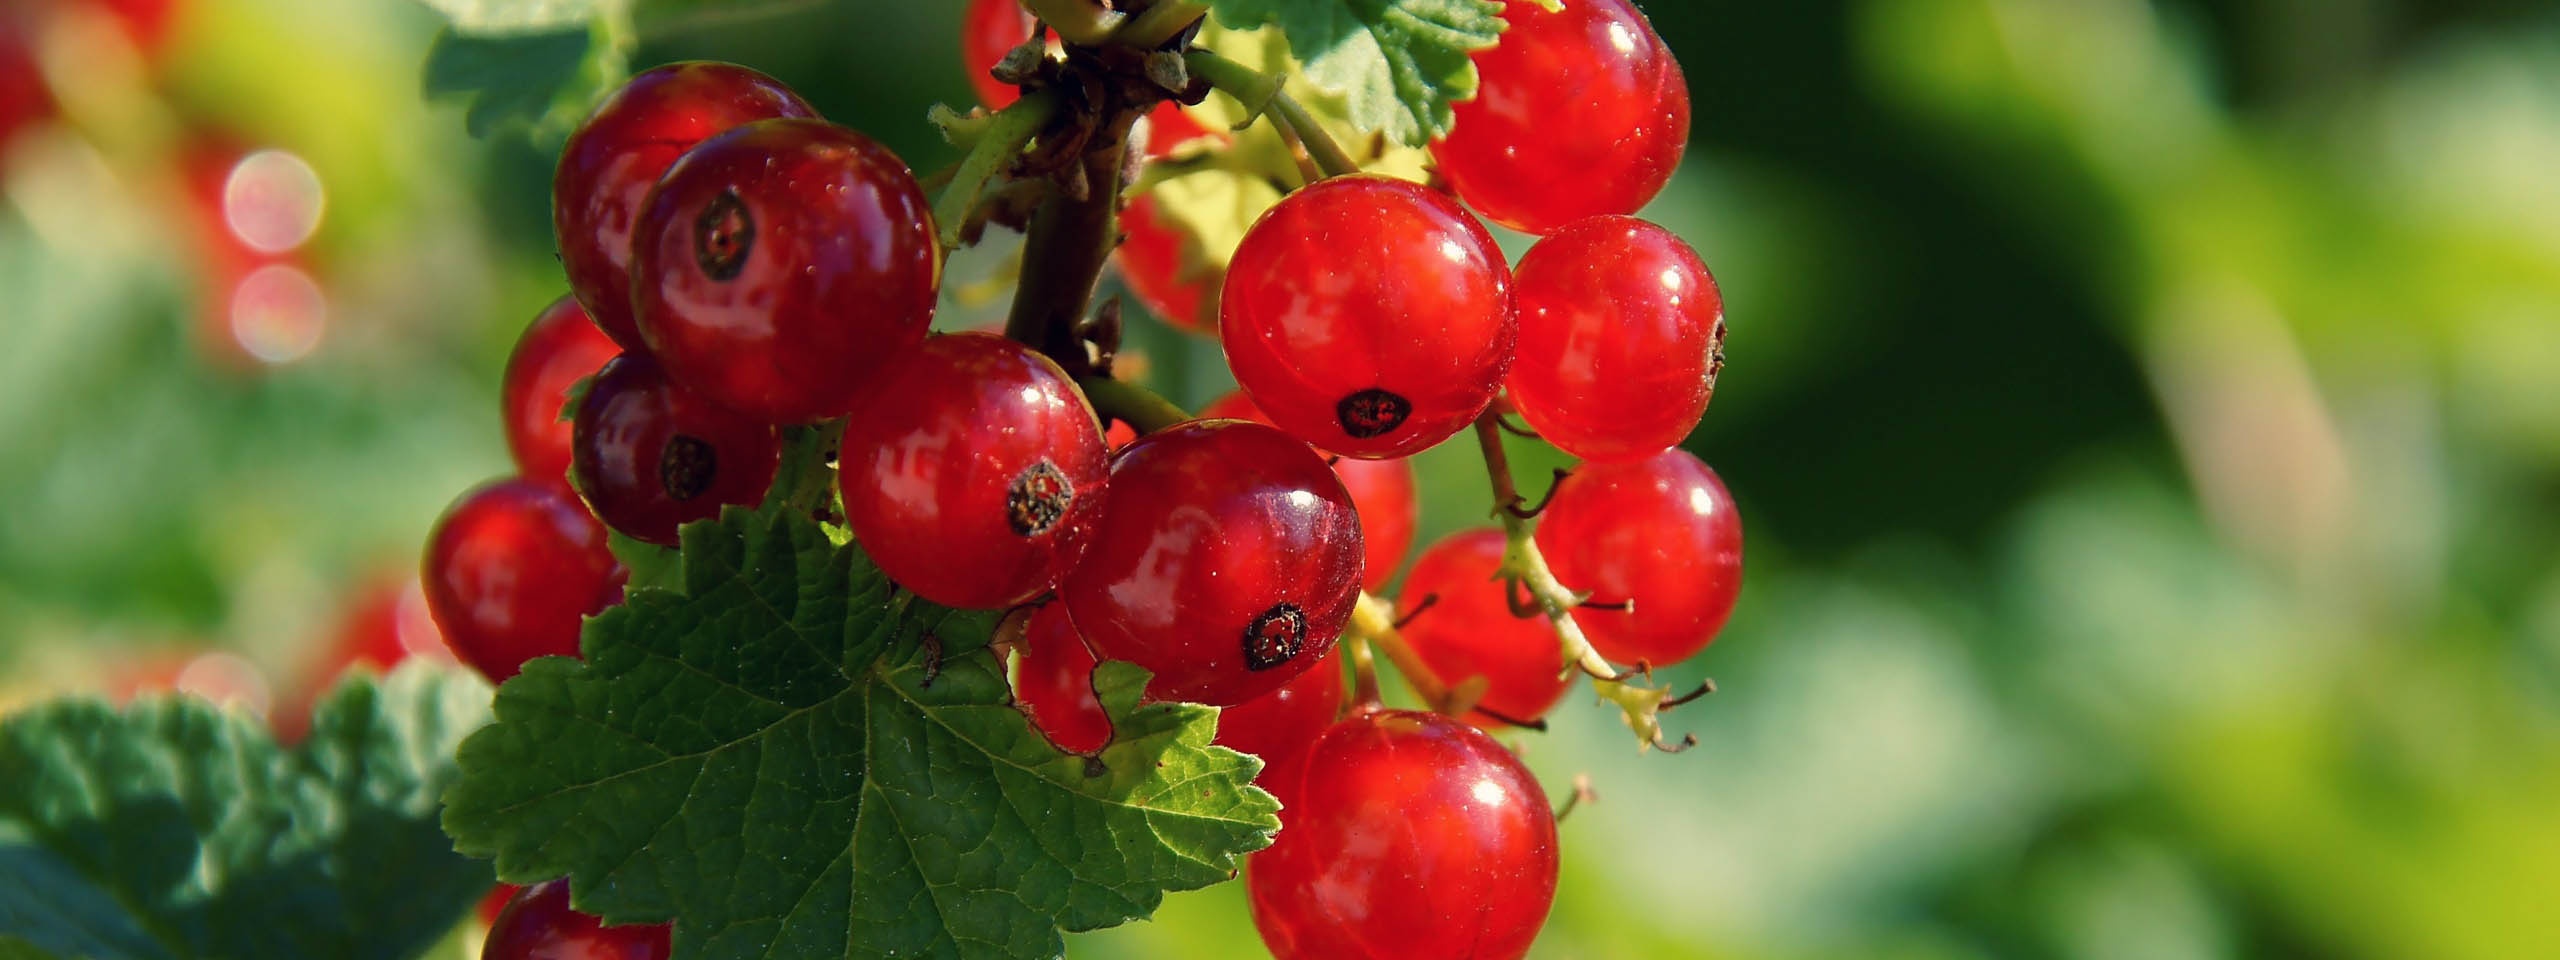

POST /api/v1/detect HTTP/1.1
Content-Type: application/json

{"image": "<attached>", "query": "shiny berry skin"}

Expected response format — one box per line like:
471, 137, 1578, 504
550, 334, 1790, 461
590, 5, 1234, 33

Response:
1398, 529, 1571, 726
1246, 709, 1558, 960
483, 879, 670, 960
839, 333, 1107, 609
1013, 603, 1111, 754
1535, 449, 1741, 665
1202, 391, 1417, 589
1212, 647, 1342, 789
1507, 215, 1725, 462
571, 354, 781, 547
423, 480, 624, 682
1115, 194, 1215, 333
1432, 0, 1689, 235
1060, 420, 1362, 706
633, 118, 938, 424
503, 296, 621, 490
554, 62, 816, 352
1221, 175, 1515, 459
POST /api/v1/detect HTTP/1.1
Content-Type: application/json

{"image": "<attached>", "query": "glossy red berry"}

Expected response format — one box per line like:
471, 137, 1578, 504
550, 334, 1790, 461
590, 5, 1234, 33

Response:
1013, 603, 1112, 754
1398, 529, 1571, 727
483, 879, 670, 960
1060, 420, 1362, 706
1114, 194, 1215, 333
1536, 449, 1741, 665
1201, 391, 1417, 589
503, 296, 621, 490
571, 354, 781, 547
1221, 175, 1515, 459
1212, 647, 1343, 789
632, 118, 938, 424
423, 480, 624, 682
1507, 215, 1725, 462
1432, 0, 1689, 235
554, 62, 816, 352
839, 333, 1107, 609
1247, 709, 1557, 960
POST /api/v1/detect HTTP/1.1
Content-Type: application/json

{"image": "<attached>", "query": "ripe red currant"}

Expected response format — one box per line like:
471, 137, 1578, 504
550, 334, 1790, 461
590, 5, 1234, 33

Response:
1221, 175, 1515, 459
554, 62, 815, 352
483, 879, 670, 960
503, 296, 621, 491
838, 332, 1107, 610
1060, 420, 1362, 706
1398, 529, 1571, 727
1507, 215, 1725, 462
1212, 646, 1343, 792
632, 117, 938, 424
1012, 603, 1111, 754
1536, 449, 1741, 665
1114, 194, 1215, 333
1201, 391, 1417, 589
570, 354, 782, 547
1247, 709, 1558, 960
422, 479, 624, 682
1432, 0, 1689, 235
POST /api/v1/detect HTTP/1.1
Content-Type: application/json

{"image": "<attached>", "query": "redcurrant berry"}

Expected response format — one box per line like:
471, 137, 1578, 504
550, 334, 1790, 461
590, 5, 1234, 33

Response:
1535, 449, 1741, 665
1212, 646, 1343, 791
503, 296, 620, 491
1432, 0, 1689, 235
1398, 529, 1571, 727
483, 879, 670, 960
632, 117, 938, 424
1220, 175, 1515, 459
1060, 420, 1362, 706
1247, 709, 1557, 960
554, 62, 815, 352
838, 332, 1107, 609
1114, 194, 1215, 333
1507, 215, 1725, 462
570, 354, 781, 547
1201, 391, 1417, 589
1013, 603, 1111, 754
422, 480, 623, 682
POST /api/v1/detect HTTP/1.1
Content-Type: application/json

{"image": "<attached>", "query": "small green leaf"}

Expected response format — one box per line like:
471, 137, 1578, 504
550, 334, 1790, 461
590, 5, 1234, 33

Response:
1206, 0, 1505, 145
442, 506, 1279, 960
0, 664, 496, 960
414, 0, 601, 35
420, 23, 626, 140
630, 0, 825, 35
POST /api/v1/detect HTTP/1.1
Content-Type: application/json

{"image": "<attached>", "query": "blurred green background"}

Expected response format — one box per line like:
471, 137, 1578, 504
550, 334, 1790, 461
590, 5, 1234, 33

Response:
6, 0, 2560, 957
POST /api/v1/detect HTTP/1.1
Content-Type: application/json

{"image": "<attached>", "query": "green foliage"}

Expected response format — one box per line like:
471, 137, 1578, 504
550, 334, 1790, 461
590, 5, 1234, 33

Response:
0, 666, 496, 960
441, 507, 1279, 960
1205, 0, 1504, 145
421, 23, 626, 140
415, 0, 601, 34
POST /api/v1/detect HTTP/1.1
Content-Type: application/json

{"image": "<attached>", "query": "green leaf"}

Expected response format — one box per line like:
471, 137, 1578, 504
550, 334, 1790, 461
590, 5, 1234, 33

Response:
442, 506, 1279, 960
0, 664, 496, 960
1206, 0, 1505, 145
420, 23, 626, 140
414, 0, 601, 35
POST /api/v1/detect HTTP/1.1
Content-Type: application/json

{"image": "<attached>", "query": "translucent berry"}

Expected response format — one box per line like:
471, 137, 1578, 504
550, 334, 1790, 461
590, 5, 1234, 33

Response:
502, 296, 621, 491
483, 879, 670, 960
422, 479, 624, 681
1212, 647, 1343, 794
1013, 603, 1112, 754
1536, 449, 1741, 665
1114, 194, 1215, 333
1507, 215, 1724, 462
1432, 0, 1689, 234
570, 354, 781, 547
1201, 391, 1417, 589
1398, 529, 1571, 726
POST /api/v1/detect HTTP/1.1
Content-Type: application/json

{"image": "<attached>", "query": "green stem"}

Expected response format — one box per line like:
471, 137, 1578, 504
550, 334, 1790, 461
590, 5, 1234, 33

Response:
1115, 0, 1209, 49
1182, 48, 1362, 179
1003, 109, 1136, 376
1076, 376, 1192, 434
932, 91, 1061, 258
1018, 0, 1124, 44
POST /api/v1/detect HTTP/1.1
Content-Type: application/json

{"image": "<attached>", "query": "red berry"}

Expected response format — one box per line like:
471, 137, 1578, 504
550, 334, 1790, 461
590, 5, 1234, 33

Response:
503, 296, 621, 491
1212, 647, 1342, 788
1535, 449, 1741, 665
422, 479, 623, 682
1060, 420, 1362, 706
0, 23, 53, 152
483, 879, 670, 960
1012, 603, 1111, 754
960, 0, 1034, 110
1220, 175, 1515, 459
1247, 710, 1557, 960
1398, 529, 1570, 726
1432, 0, 1689, 235
839, 333, 1107, 609
1201, 391, 1417, 589
632, 118, 938, 424
1114, 194, 1215, 333
571, 354, 781, 547
1506, 215, 1724, 462
554, 62, 816, 353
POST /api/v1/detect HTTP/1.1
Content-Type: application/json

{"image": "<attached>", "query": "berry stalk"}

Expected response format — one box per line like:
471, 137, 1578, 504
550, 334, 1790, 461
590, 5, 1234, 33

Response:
1114, 1, 1209, 50
1182, 49, 1360, 179
1078, 375, 1193, 434
1015, 0, 1124, 45
931, 90, 1061, 259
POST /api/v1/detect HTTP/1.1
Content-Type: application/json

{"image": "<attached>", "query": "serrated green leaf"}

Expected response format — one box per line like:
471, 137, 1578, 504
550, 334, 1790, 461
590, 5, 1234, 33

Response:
0, 664, 496, 960
420, 24, 627, 140
442, 506, 1279, 960
1206, 0, 1504, 145
415, 0, 601, 35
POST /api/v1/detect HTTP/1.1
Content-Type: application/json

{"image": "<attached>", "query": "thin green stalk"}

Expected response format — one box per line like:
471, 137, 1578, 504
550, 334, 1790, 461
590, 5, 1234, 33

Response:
931, 91, 1061, 258
1182, 48, 1362, 179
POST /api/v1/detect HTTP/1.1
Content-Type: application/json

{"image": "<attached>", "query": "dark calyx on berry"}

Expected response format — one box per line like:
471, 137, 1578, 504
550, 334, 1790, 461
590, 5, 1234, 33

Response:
1244, 602, 1309, 671
1006, 459, 1074, 536
658, 435, 718, 501
1335, 388, 1411, 439
693, 190, 753, 281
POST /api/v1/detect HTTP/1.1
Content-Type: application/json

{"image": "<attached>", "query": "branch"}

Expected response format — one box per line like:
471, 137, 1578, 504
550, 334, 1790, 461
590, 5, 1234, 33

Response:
1004, 105, 1142, 378
1076, 376, 1193, 434
931, 91, 1062, 259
